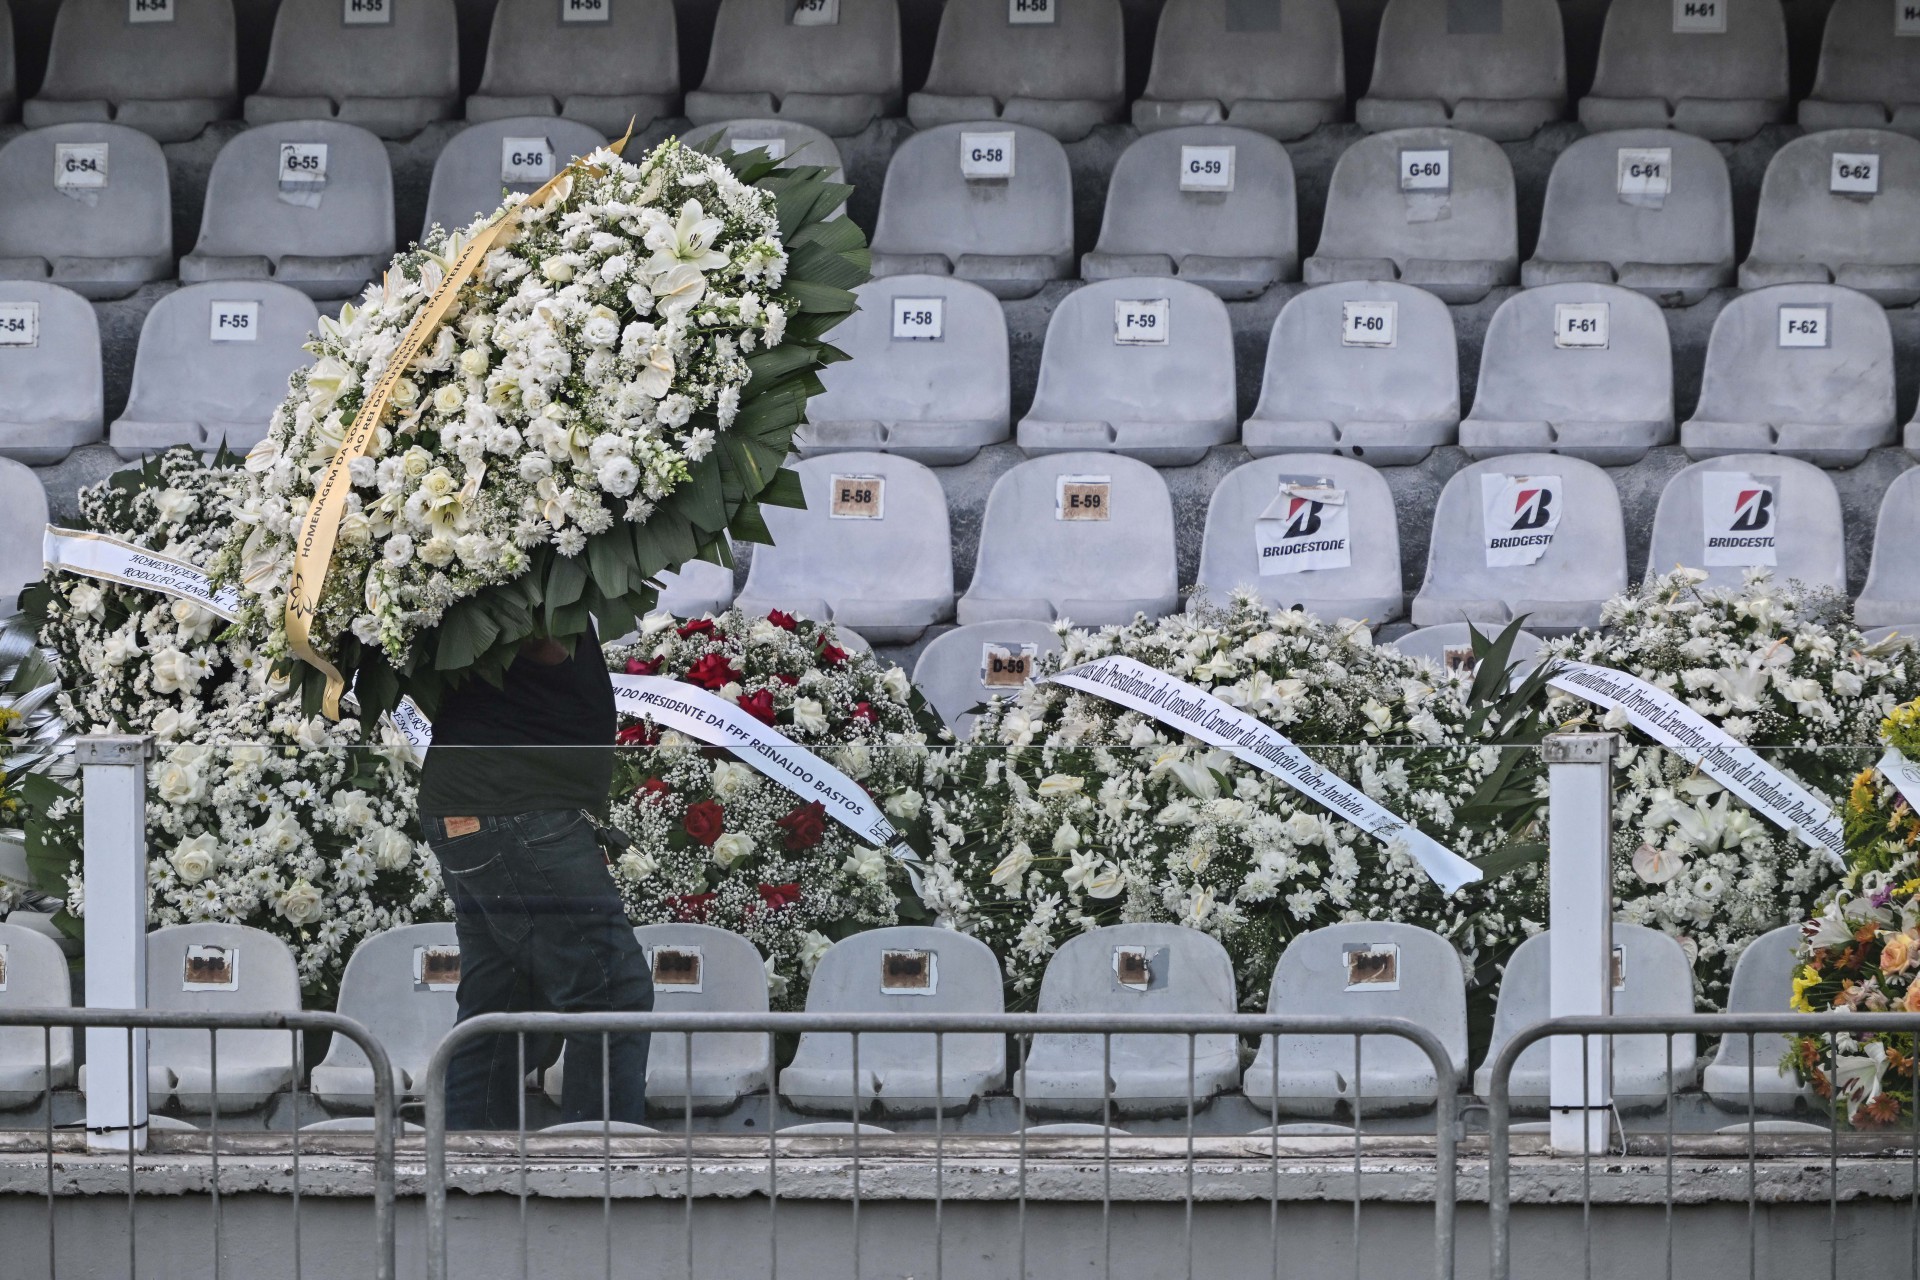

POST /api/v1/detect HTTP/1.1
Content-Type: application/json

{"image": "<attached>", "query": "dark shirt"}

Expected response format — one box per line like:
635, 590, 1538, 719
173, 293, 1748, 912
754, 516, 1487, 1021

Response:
418, 620, 616, 816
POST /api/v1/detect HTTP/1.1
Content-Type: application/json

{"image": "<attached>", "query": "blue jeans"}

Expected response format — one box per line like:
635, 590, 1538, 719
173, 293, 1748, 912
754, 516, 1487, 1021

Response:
424, 809, 652, 1129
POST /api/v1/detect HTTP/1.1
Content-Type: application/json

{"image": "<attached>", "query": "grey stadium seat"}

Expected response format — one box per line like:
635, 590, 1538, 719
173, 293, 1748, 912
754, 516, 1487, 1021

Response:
421, 118, 609, 237
140, 923, 300, 1112
1857, 468, 1920, 628
245, 0, 460, 139
779, 927, 1006, 1117
1459, 282, 1674, 465
1356, 0, 1565, 141
0, 923, 75, 1109
654, 558, 736, 619
1243, 280, 1460, 466
1017, 277, 1237, 466
1740, 129, 1920, 306
959, 452, 1179, 626
1016, 924, 1240, 1118
797, 274, 1010, 465
1798, 0, 1920, 137
111, 282, 319, 458
1577, 0, 1788, 140
0, 460, 51, 613
1303, 126, 1517, 304
23, 0, 236, 142
1082, 126, 1297, 300
1389, 622, 1545, 685
1411, 453, 1627, 631
1243, 923, 1468, 1117
1680, 284, 1896, 468
1131, 0, 1344, 139
1703, 925, 1813, 1113
0, 282, 103, 463
685, 0, 901, 137
1522, 128, 1734, 306
465, 0, 678, 137
1192, 455, 1403, 625
180, 122, 393, 302
868, 123, 1073, 300
1648, 455, 1845, 594
311, 923, 458, 1108
0, 123, 172, 301
910, 618, 1062, 738
735, 453, 955, 644
1473, 924, 1700, 1109
907, 0, 1124, 142
680, 119, 844, 180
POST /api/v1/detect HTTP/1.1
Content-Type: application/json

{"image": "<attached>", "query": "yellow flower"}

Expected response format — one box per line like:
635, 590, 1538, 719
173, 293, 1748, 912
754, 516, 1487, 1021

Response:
1791, 965, 1821, 1013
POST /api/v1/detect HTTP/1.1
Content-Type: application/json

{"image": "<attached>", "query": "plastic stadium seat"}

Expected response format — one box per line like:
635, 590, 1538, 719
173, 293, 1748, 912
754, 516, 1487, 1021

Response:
1411, 453, 1626, 631
0, 282, 103, 464
1473, 924, 1700, 1108
23, 0, 236, 142
245, 0, 460, 139
1017, 277, 1236, 465
1522, 128, 1734, 306
421, 118, 608, 237
179, 122, 393, 302
798, 275, 1009, 465
1131, 0, 1344, 139
1356, 0, 1565, 141
136, 923, 300, 1112
1680, 284, 1896, 468
1016, 924, 1240, 1117
0, 124, 172, 301
1244, 923, 1468, 1116
908, 0, 1124, 142
1702, 925, 1814, 1113
680, 119, 844, 179
1740, 129, 1920, 306
1577, 0, 1788, 141
311, 924, 458, 1108
1389, 622, 1544, 684
0, 461, 50, 612
869, 123, 1073, 300
0, 923, 75, 1109
1798, 0, 1920, 136
686, 0, 901, 137
1192, 455, 1403, 624
735, 453, 955, 644
0, 0, 14, 122
1857, 468, 1920, 627
1460, 283, 1674, 465
1647, 454, 1844, 593
465, 0, 678, 137
910, 618, 1062, 737
1082, 126, 1297, 300
655, 559, 736, 619
959, 452, 1178, 626
779, 927, 1006, 1116
1302, 126, 1517, 303
1243, 281, 1460, 466
110, 282, 320, 458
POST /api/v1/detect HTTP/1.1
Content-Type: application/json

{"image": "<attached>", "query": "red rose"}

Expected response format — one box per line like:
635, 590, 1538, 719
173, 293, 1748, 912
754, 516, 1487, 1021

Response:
738, 689, 777, 725
685, 653, 741, 690
775, 801, 827, 851
625, 656, 661, 675
617, 722, 658, 746
767, 610, 799, 631
683, 799, 726, 847
634, 776, 670, 804
756, 882, 802, 911
774, 673, 798, 686
666, 892, 716, 922
817, 640, 847, 666
677, 619, 717, 638
849, 702, 875, 724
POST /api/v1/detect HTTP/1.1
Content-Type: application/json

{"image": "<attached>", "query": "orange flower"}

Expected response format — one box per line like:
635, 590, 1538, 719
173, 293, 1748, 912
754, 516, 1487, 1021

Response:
1884, 932, 1915, 973
1905, 984, 1920, 1014
1862, 1093, 1904, 1128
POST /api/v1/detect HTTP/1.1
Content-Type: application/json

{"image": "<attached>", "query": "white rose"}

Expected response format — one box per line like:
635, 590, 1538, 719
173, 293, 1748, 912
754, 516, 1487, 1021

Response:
420, 537, 457, 567
842, 846, 888, 882
884, 789, 924, 822
711, 761, 755, 799
149, 649, 196, 695
69, 583, 104, 617
459, 348, 490, 377
791, 698, 828, 735
881, 667, 912, 702
276, 880, 325, 926
168, 834, 219, 884
389, 378, 420, 410
433, 383, 464, 414
616, 850, 659, 880
374, 828, 416, 871
401, 446, 432, 478
711, 832, 755, 869
541, 258, 575, 282
798, 930, 833, 974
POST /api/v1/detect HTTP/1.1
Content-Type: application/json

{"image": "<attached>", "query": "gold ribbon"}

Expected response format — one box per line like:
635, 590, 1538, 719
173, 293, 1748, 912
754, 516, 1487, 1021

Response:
287, 125, 634, 719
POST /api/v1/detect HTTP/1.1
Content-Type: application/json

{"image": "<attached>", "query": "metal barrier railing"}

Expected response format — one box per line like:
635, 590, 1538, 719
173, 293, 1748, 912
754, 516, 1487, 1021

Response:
420, 1010, 1464, 1280
1486, 1011, 1920, 1280
0, 1007, 397, 1280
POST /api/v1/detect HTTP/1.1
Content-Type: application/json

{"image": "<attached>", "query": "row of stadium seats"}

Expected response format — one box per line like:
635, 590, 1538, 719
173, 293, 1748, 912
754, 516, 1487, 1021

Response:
1, 0, 1915, 144
0, 917, 1806, 1121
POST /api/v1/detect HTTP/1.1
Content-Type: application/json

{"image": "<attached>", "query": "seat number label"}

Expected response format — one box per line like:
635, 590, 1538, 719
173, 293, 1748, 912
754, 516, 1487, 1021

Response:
563, 0, 610, 20
1340, 300, 1397, 347
830, 474, 884, 519
792, 0, 838, 24
54, 143, 108, 190
649, 946, 703, 990
211, 301, 260, 342
130, 0, 174, 22
1672, 0, 1724, 31
1344, 943, 1400, 990
1399, 147, 1450, 193
279, 142, 329, 186
1009, 0, 1054, 23
1554, 301, 1610, 348
1830, 152, 1880, 194
731, 136, 786, 159
502, 137, 555, 184
961, 131, 1015, 180
1057, 475, 1111, 521
1114, 298, 1169, 345
0, 302, 38, 348
415, 945, 461, 990
1179, 145, 1235, 193
1616, 147, 1671, 199
1901, 0, 1920, 35
1778, 304, 1830, 348
345, 0, 391, 24
891, 296, 944, 341
981, 642, 1039, 687
881, 949, 937, 994
183, 944, 239, 990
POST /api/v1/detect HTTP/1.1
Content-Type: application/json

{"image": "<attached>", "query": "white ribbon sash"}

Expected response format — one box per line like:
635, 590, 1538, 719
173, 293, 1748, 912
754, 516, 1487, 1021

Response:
1045, 655, 1484, 895
1877, 746, 1920, 815
392, 697, 434, 749
1548, 660, 1844, 863
43, 526, 241, 621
